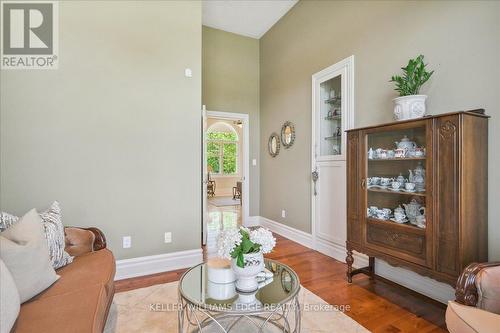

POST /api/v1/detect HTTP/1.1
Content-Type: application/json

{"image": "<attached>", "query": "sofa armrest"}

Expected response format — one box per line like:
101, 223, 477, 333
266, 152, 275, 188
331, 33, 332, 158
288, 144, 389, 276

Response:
456, 262, 500, 307
64, 227, 107, 257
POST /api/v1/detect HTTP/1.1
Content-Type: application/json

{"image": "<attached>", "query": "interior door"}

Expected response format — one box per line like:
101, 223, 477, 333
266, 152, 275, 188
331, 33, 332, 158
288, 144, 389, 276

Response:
312, 56, 354, 261
202, 106, 208, 245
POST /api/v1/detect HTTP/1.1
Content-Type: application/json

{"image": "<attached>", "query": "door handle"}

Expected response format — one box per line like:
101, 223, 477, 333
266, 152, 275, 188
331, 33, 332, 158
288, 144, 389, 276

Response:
312, 169, 319, 196
361, 178, 366, 189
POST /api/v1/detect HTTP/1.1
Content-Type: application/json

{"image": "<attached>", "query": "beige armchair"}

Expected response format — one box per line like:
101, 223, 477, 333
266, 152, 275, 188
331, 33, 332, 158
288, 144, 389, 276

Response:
446, 262, 500, 333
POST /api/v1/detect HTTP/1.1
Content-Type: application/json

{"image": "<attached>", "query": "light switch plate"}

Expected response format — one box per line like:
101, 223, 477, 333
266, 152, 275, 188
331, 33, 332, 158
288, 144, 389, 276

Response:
252, 159, 257, 166
281, 210, 286, 218
184, 68, 192, 78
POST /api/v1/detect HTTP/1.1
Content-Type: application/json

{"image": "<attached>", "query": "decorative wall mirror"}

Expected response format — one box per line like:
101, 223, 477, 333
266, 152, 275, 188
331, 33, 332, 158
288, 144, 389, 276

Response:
268, 133, 280, 157
281, 121, 295, 148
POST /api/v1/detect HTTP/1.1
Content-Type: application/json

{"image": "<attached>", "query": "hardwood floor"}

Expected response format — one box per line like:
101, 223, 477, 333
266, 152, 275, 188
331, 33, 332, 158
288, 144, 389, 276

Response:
116, 233, 448, 332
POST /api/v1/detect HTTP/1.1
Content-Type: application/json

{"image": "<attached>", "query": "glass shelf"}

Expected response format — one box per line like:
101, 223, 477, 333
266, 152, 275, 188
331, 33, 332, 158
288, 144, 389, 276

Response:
324, 97, 341, 104
367, 187, 426, 197
368, 157, 426, 161
319, 75, 342, 157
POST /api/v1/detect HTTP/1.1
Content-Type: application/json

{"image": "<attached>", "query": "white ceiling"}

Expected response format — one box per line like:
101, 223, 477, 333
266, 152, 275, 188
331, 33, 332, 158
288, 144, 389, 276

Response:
202, 0, 298, 39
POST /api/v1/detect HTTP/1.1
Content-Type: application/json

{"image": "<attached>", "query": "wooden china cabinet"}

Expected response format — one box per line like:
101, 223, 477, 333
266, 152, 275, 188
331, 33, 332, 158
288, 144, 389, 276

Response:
345, 109, 489, 287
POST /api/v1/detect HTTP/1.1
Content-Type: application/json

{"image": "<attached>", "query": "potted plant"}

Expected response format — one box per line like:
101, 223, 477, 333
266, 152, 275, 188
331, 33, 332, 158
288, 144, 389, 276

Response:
217, 227, 276, 292
390, 55, 434, 121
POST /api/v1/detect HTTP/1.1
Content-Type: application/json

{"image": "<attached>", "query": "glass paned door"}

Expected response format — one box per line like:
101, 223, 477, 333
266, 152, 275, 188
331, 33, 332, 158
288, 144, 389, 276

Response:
319, 75, 343, 157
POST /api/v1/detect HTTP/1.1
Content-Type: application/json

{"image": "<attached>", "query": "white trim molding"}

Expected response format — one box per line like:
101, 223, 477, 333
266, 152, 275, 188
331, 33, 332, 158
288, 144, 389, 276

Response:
258, 217, 313, 249
115, 248, 203, 281
206, 111, 250, 226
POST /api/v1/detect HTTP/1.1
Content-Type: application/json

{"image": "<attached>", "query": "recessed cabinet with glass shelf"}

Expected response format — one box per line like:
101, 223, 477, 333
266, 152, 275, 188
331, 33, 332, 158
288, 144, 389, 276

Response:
346, 110, 489, 287
320, 76, 343, 156
313, 59, 353, 161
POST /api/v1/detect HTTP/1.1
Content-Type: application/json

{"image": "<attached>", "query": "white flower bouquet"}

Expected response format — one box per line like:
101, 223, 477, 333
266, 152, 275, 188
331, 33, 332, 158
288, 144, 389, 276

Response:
217, 227, 276, 268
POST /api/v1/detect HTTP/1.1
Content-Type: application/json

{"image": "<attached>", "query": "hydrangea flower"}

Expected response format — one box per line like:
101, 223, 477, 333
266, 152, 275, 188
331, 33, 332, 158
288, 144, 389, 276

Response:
217, 228, 243, 259
250, 228, 276, 254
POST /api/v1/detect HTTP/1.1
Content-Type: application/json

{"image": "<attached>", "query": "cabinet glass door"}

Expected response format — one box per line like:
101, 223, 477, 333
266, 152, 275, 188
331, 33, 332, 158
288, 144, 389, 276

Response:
319, 75, 343, 157
364, 123, 430, 231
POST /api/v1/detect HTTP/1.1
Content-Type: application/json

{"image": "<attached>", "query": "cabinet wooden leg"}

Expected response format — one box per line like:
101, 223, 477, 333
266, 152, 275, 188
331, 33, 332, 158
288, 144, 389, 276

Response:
368, 257, 375, 280
346, 248, 354, 283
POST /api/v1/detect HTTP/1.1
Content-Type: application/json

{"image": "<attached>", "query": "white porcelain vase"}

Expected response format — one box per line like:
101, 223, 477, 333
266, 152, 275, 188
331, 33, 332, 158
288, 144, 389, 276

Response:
393, 95, 427, 121
231, 252, 264, 292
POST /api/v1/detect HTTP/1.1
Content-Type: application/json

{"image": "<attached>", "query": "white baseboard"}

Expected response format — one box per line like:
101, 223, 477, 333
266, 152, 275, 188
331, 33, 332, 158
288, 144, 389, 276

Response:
115, 248, 203, 281
314, 237, 348, 263
259, 216, 313, 248
254, 216, 454, 304
245, 216, 261, 227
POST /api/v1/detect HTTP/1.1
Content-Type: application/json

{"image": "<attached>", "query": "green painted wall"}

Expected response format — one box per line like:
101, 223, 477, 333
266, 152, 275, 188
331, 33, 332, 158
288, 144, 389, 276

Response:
202, 26, 260, 216
260, 0, 500, 260
0, 1, 203, 260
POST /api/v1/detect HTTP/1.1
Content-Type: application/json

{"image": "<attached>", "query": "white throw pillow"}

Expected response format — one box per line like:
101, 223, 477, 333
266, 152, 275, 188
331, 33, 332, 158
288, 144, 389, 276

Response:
0, 209, 59, 303
0, 201, 73, 269
0, 259, 20, 333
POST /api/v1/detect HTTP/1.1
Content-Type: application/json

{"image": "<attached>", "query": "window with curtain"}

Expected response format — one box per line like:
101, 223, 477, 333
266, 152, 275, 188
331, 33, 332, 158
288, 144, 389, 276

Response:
207, 129, 238, 175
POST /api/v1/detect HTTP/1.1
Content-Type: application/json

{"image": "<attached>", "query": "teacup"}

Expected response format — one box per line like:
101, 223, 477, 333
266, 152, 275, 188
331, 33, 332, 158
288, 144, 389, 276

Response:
405, 182, 416, 191
416, 215, 426, 228
394, 211, 406, 222
395, 148, 406, 158
378, 150, 388, 159
414, 148, 425, 157
369, 206, 378, 216
376, 210, 389, 220
380, 177, 391, 186
370, 177, 380, 185
391, 181, 402, 190
408, 149, 416, 158
382, 208, 392, 216
387, 150, 395, 158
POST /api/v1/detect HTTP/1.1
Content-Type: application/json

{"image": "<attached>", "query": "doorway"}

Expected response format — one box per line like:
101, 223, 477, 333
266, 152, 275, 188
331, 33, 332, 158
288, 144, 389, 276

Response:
311, 56, 354, 262
202, 110, 250, 253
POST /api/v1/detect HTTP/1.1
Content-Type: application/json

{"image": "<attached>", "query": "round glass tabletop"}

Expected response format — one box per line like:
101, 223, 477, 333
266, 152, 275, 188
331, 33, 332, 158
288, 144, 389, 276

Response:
179, 259, 300, 313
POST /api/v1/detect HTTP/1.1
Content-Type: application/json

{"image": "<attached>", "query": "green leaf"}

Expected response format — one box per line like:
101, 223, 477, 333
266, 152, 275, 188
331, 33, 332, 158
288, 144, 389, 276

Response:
390, 55, 434, 96
237, 252, 245, 268
241, 238, 253, 253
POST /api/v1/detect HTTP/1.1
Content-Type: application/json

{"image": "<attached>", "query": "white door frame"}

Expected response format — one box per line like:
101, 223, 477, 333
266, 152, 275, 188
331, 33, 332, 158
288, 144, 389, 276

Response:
206, 110, 250, 226
311, 55, 355, 255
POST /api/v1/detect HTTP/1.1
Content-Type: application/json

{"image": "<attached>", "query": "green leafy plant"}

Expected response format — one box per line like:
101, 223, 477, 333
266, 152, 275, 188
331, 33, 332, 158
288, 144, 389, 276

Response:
231, 229, 261, 268
390, 55, 434, 96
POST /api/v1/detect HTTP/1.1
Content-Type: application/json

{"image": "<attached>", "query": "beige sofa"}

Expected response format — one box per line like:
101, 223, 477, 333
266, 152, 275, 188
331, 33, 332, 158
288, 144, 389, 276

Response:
446, 262, 500, 333
12, 227, 115, 333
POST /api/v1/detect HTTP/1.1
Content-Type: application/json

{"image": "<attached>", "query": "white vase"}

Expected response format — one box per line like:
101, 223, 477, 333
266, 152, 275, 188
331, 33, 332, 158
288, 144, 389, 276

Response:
231, 252, 264, 292
393, 95, 427, 121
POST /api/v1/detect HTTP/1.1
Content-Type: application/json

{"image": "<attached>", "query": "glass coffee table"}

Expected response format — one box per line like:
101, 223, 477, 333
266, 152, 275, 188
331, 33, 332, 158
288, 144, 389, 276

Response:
178, 259, 301, 332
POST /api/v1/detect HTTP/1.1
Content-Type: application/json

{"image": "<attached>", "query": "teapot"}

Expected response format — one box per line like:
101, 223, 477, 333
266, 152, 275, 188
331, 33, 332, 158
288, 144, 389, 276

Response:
395, 135, 417, 150
403, 199, 426, 224
409, 162, 426, 191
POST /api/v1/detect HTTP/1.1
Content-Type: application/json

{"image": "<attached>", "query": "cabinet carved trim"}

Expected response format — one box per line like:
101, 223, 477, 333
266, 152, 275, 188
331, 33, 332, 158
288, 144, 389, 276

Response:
439, 120, 457, 140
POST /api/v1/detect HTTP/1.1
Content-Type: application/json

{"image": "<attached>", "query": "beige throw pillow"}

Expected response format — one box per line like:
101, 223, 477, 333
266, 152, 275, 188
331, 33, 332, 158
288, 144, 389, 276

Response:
0, 201, 73, 269
0, 259, 20, 333
0, 209, 59, 303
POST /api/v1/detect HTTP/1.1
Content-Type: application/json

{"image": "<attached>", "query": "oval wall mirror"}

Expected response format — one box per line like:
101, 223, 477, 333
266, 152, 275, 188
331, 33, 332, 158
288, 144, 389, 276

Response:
268, 133, 280, 157
281, 121, 295, 148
